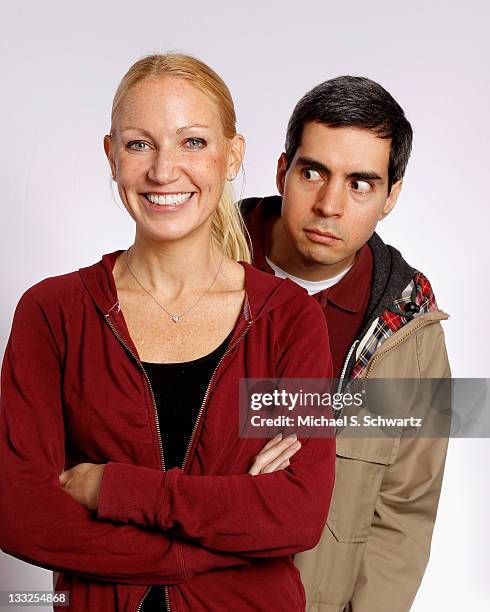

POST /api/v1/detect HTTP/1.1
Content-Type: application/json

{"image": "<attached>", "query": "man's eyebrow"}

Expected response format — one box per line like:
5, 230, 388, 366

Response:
347, 171, 384, 182
295, 156, 383, 182
295, 156, 331, 174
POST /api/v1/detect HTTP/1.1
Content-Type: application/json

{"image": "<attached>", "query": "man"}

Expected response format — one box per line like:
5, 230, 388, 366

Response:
241, 76, 450, 611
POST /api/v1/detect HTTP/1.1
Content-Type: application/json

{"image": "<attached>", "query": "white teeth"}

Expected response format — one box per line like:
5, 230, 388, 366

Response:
146, 192, 192, 206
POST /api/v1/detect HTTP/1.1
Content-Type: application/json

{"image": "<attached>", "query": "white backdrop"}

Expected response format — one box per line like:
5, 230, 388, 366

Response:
1, 0, 489, 609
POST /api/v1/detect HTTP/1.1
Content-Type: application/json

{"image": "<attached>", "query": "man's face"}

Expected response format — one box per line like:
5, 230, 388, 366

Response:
275, 122, 402, 278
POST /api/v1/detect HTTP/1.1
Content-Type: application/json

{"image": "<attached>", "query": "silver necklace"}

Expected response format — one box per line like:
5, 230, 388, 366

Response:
125, 247, 224, 323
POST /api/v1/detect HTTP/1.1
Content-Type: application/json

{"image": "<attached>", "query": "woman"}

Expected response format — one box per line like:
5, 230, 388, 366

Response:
0, 54, 334, 611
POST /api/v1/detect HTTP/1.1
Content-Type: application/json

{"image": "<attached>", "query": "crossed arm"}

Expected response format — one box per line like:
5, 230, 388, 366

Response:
1, 287, 334, 584
52, 434, 301, 589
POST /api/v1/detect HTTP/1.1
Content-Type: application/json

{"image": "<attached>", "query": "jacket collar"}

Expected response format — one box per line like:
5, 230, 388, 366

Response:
243, 195, 373, 314
242, 196, 280, 274
77, 249, 303, 324
364, 232, 417, 324
321, 243, 372, 314
241, 195, 419, 324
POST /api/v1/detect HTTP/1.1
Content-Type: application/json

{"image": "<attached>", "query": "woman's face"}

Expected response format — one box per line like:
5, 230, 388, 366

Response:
105, 76, 243, 244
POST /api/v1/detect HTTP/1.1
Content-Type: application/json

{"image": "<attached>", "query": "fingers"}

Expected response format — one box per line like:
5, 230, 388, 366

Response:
248, 434, 296, 475
260, 441, 301, 474
259, 433, 284, 451
248, 434, 301, 475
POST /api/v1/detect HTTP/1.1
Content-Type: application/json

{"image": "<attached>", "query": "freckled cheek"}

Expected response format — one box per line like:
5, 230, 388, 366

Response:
117, 158, 149, 184
195, 155, 228, 192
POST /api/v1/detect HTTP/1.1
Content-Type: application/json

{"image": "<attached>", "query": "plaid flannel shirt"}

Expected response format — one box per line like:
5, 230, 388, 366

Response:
351, 272, 438, 378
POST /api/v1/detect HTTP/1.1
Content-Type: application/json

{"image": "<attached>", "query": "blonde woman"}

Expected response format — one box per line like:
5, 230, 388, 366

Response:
0, 54, 335, 611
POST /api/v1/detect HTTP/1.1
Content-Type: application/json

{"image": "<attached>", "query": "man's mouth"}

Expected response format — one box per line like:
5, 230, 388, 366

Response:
144, 192, 194, 206
305, 228, 341, 241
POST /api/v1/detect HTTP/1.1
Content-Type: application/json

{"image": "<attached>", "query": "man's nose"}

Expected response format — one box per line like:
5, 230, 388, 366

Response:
147, 148, 180, 184
314, 179, 345, 217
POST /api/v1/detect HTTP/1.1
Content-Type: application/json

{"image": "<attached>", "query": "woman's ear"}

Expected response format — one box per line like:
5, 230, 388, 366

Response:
227, 134, 246, 181
103, 134, 117, 180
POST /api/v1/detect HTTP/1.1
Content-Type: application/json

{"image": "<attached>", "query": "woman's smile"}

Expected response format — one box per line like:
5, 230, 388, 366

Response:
140, 191, 196, 213
144, 192, 194, 205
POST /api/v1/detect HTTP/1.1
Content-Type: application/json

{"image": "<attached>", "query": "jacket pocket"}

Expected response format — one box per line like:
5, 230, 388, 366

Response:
306, 601, 350, 611
326, 437, 398, 543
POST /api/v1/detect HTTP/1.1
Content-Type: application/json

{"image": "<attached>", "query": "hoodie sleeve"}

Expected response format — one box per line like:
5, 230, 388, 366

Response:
0, 288, 249, 585
97, 293, 336, 557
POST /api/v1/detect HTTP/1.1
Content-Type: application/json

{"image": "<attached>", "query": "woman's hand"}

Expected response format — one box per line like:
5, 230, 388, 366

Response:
59, 437, 298, 508
59, 463, 105, 511
248, 434, 301, 475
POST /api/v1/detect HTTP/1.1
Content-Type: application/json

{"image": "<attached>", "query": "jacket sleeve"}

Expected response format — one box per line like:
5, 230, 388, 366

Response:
0, 288, 249, 585
350, 322, 451, 612
97, 295, 336, 558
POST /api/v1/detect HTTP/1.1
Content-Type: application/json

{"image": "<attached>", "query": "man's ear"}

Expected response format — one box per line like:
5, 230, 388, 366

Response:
103, 135, 117, 180
379, 180, 402, 220
276, 152, 288, 196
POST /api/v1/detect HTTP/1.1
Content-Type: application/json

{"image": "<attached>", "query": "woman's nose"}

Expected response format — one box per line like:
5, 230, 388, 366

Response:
147, 149, 180, 184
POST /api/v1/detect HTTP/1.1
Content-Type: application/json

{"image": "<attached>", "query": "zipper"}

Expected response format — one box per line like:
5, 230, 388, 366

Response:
163, 318, 253, 611
339, 319, 440, 436
332, 339, 359, 426
135, 587, 151, 612
104, 314, 167, 612
181, 318, 254, 470
105, 312, 254, 612
336, 318, 442, 443
104, 315, 165, 471
335, 340, 359, 396
335, 315, 442, 423
362, 318, 437, 380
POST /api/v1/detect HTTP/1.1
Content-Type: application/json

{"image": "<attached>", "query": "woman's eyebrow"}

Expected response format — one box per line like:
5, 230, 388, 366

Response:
119, 127, 153, 137
119, 124, 212, 136
176, 124, 211, 133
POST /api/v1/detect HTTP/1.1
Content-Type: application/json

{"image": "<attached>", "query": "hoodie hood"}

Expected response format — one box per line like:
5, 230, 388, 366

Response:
78, 249, 305, 326
361, 233, 417, 334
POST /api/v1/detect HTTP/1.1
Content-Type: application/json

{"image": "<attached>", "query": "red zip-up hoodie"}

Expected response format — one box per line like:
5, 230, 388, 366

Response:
0, 250, 335, 611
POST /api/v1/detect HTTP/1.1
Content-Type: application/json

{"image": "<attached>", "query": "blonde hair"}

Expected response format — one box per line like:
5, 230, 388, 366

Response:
110, 53, 251, 263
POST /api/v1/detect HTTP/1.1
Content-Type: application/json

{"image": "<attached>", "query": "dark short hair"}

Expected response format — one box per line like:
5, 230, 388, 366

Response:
285, 76, 413, 190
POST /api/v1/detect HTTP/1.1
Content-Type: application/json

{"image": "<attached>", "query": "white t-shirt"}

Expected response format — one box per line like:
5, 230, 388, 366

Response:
265, 256, 352, 295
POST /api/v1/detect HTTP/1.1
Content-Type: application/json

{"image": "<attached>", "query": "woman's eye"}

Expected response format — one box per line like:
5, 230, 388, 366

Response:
185, 138, 206, 149
127, 141, 150, 151
302, 168, 321, 181
351, 180, 372, 193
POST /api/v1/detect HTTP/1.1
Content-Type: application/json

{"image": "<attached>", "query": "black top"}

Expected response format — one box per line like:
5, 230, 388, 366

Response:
139, 332, 232, 612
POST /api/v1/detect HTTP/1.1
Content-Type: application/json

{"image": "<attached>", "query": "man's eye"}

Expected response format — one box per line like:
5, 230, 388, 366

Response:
127, 141, 150, 151
351, 180, 372, 193
302, 168, 321, 181
185, 138, 206, 149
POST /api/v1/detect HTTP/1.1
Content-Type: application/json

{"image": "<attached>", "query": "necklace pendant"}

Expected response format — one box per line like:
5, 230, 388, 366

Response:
171, 315, 180, 323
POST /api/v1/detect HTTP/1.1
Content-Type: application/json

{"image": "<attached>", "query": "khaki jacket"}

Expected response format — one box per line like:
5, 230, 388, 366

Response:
294, 311, 451, 612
